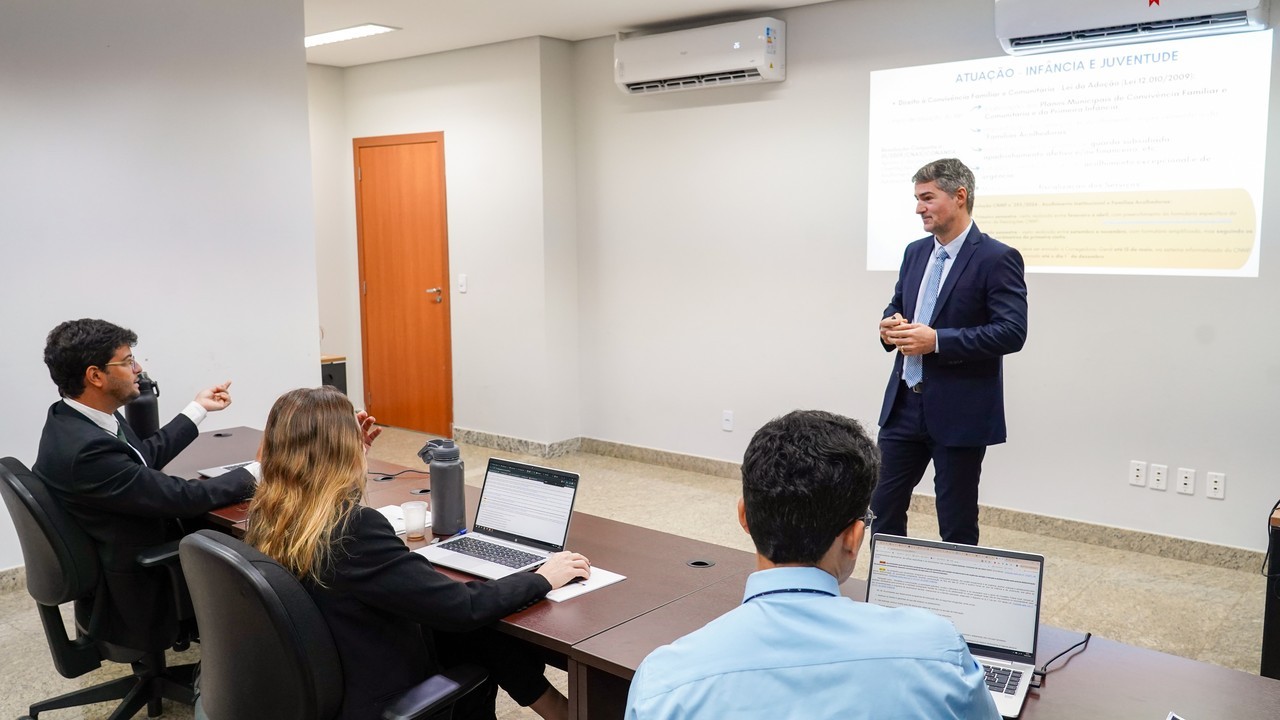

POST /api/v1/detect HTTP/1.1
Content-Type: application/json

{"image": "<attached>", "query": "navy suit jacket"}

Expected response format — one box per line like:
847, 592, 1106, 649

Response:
33, 400, 256, 650
878, 223, 1028, 447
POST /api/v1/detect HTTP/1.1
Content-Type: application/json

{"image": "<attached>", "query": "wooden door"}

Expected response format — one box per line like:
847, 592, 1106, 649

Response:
353, 132, 452, 435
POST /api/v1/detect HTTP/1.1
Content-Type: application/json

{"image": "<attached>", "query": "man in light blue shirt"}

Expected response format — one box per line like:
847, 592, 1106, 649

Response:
625, 410, 998, 720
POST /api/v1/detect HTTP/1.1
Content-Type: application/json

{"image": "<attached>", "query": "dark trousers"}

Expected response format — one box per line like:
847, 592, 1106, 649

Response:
873, 382, 987, 545
432, 627, 550, 720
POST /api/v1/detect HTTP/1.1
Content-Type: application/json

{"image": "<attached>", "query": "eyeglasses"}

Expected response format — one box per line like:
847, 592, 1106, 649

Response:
102, 356, 140, 370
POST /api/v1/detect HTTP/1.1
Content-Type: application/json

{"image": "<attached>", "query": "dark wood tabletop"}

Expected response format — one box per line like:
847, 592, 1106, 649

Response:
169, 427, 756, 656
570, 570, 864, 681
169, 428, 1280, 718
570, 562, 1280, 720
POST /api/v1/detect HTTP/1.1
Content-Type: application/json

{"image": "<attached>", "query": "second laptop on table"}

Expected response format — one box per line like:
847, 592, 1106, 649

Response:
865, 533, 1045, 719
416, 457, 579, 580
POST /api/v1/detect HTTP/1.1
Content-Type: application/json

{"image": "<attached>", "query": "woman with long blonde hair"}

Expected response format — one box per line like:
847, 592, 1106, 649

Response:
246, 387, 589, 720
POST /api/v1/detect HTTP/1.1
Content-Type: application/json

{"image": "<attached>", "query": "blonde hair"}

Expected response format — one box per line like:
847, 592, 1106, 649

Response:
245, 387, 367, 584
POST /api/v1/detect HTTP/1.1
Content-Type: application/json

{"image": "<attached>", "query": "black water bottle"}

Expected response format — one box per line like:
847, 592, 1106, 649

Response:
125, 372, 160, 439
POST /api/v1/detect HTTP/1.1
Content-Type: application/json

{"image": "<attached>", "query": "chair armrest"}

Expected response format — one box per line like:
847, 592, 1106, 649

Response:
137, 540, 196, 631
381, 663, 489, 720
136, 540, 181, 569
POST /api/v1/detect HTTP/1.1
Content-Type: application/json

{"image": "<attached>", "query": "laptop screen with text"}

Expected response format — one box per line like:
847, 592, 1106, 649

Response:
866, 536, 1043, 662
472, 459, 577, 551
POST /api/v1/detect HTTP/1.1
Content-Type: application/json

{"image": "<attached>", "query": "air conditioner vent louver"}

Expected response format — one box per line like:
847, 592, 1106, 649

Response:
1010, 11, 1251, 51
614, 17, 784, 95
625, 68, 763, 94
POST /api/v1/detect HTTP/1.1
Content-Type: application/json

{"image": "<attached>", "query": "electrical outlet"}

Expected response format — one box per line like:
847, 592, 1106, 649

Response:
721, 410, 733, 432
1176, 467, 1195, 495
1149, 464, 1168, 491
1206, 472, 1225, 500
1128, 460, 1147, 487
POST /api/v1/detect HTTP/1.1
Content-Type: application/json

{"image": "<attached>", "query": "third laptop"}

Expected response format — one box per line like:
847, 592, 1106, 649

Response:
416, 458, 578, 580
865, 534, 1045, 719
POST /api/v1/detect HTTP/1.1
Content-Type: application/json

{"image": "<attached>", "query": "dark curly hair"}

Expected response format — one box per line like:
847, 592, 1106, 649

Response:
741, 410, 880, 565
44, 319, 137, 398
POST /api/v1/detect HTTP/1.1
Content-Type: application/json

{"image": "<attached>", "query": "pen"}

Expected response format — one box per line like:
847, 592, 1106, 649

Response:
430, 528, 465, 545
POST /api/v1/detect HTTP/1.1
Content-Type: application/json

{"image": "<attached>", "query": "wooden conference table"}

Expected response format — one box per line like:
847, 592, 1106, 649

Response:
165, 427, 757, 717
573, 571, 1280, 719
169, 428, 1280, 719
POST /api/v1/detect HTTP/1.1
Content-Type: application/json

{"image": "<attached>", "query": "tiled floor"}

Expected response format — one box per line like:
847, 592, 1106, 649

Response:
0, 426, 1268, 719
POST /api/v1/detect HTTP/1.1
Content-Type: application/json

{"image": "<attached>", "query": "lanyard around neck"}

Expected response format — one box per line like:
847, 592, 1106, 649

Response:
743, 587, 836, 604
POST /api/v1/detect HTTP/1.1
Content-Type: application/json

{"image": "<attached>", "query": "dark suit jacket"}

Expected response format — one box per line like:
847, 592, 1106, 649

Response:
305, 505, 550, 720
33, 400, 256, 650
878, 223, 1028, 447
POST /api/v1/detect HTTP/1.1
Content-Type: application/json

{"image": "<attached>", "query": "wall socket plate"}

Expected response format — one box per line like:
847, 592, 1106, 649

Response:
1149, 464, 1168, 491
1206, 472, 1225, 500
721, 410, 733, 432
1176, 467, 1195, 495
1128, 460, 1147, 487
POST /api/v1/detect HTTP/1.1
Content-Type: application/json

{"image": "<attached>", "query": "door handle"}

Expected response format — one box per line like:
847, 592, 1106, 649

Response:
425, 287, 443, 303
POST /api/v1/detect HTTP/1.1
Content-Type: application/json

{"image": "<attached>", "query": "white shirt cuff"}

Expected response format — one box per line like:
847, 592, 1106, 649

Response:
244, 461, 262, 484
181, 402, 208, 426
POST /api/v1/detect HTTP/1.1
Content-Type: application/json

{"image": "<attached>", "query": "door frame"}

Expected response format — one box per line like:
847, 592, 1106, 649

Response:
352, 131, 453, 433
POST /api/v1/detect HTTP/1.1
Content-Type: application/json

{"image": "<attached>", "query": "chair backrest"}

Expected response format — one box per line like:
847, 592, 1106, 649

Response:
179, 529, 344, 720
0, 456, 107, 678
0, 457, 100, 606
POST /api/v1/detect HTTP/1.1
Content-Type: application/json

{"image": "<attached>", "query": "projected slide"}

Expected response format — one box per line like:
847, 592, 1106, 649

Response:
867, 31, 1272, 276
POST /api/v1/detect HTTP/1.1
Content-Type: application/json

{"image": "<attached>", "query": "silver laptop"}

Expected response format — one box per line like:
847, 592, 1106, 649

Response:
866, 534, 1045, 719
416, 458, 578, 580
197, 460, 253, 478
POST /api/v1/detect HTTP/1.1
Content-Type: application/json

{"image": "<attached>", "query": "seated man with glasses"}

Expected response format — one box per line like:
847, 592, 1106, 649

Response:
625, 410, 997, 720
33, 318, 258, 652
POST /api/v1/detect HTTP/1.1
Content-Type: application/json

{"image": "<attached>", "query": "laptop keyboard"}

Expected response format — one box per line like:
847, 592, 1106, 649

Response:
983, 664, 1023, 695
446, 536, 543, 569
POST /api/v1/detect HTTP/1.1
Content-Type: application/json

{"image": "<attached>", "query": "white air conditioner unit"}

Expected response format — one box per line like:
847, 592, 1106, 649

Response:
614, 17, 785, 95
995, 0, 1269, 55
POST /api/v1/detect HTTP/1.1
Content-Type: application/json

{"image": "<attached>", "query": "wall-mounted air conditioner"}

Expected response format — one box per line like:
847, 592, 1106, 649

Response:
614, 17, 785, 95
995, 0, 1269, 55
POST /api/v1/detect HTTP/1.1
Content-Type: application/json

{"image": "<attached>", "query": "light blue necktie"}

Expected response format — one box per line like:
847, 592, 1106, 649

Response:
903, 246, 949, 388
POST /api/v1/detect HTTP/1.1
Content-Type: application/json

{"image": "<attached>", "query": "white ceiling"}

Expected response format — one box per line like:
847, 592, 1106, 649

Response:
303, 0, 831, 67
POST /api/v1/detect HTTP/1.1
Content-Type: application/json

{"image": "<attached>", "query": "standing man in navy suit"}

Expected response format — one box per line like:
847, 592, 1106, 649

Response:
874, 158, 1027, 545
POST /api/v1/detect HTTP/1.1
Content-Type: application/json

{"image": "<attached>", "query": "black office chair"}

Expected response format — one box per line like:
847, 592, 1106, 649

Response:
0, 457, 196, 720
178, 529, 488, 720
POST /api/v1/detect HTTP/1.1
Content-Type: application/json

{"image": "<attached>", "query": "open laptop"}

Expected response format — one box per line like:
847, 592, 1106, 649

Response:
197, 460, 254, 478
416, 458, 578, 580
865, 534, 1045, 719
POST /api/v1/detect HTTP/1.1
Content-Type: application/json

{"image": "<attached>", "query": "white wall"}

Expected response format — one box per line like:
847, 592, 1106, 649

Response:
573, 0, 1280, 552
309, 0, 1278, 552
0, 0, 319, 570
319, 37, 581, 444
539, 39, 583, 444
309, 64, 364, 402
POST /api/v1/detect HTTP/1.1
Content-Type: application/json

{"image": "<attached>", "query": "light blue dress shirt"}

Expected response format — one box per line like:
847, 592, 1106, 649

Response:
625, 566, 998, 720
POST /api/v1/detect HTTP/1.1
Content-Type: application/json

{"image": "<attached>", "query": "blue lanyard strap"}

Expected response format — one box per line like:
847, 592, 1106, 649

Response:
743, 587, 836, 604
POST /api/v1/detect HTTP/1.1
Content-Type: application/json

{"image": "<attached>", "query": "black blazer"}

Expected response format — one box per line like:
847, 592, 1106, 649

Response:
879, 224, 1029, 447
306, 505, 551, 720
33, 400, 256, 650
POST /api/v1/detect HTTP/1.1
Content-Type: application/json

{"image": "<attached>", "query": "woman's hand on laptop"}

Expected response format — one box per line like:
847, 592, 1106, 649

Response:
536, 551, 591, 589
